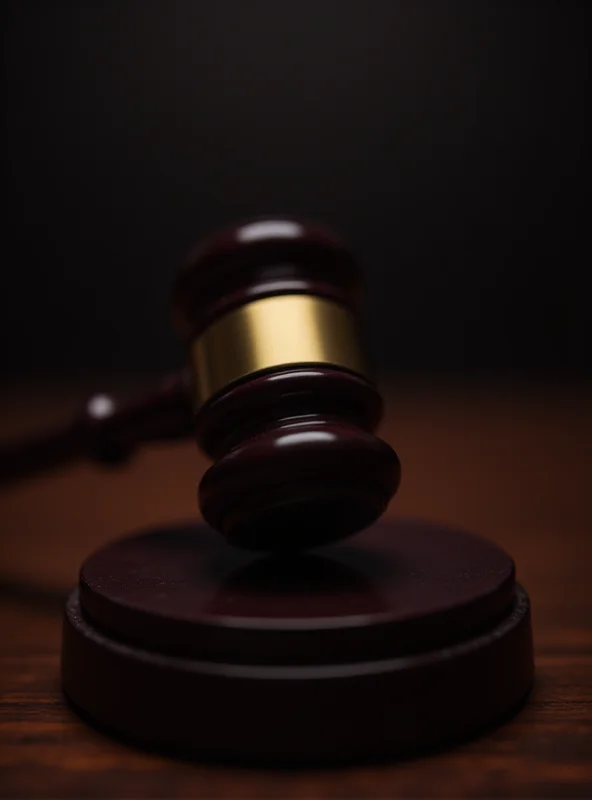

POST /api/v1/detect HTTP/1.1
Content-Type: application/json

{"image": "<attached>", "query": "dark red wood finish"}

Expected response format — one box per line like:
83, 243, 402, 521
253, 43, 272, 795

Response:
77, 518, 517, 663
0, 371, 193, 486
196, 367, 400, 551
173, 217, 401, 551
194, 367, 384, 459
61, 518, 534, 764
172, 216, 360, 338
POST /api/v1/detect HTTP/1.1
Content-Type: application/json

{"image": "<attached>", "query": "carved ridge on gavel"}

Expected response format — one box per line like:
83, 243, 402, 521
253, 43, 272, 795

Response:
2, 217, 400, 552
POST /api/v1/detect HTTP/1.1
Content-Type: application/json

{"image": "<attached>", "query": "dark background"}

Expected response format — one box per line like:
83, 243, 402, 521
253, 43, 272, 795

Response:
1, 0, 589, 382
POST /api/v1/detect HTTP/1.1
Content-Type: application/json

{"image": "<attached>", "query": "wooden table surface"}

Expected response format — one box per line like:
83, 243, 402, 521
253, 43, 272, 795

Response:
1, 380, 591, 798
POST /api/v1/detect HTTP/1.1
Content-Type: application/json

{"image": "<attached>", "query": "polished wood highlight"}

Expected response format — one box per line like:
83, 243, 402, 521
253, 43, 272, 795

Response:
173, 217, 359, 338
1, 382, 591, 797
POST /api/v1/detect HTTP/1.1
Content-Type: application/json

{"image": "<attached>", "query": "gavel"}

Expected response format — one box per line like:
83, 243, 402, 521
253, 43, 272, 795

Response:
1, 217, 400, 551
12, 217, 529, 764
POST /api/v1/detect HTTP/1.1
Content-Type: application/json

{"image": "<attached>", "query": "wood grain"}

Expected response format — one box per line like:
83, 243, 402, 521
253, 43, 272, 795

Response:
1, 380, 591, 798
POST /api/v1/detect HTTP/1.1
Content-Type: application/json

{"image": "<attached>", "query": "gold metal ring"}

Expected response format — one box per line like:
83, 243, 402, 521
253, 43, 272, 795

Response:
190, 294, 367, 407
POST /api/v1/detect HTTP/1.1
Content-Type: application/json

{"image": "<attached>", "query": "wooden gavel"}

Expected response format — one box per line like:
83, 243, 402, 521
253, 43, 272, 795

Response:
17, 218, 532, 764
1, 217, 400, 551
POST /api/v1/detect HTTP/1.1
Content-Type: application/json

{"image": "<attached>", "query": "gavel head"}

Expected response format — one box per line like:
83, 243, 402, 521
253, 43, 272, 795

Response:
172, 217, 400, 552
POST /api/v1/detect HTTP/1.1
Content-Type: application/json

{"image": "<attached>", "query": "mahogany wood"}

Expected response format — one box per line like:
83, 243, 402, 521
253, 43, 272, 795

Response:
174, 218, 401, 550
61, 518, 534, 763
196, 367, 400, 551
173, 217, 360, 338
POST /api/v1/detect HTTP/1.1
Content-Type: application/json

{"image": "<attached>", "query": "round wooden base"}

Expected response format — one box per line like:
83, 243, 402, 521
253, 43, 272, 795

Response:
61, 518, 534, 764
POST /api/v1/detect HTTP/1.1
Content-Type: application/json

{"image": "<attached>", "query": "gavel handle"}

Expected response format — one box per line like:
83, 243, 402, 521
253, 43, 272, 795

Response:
0, 371, 194, 486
